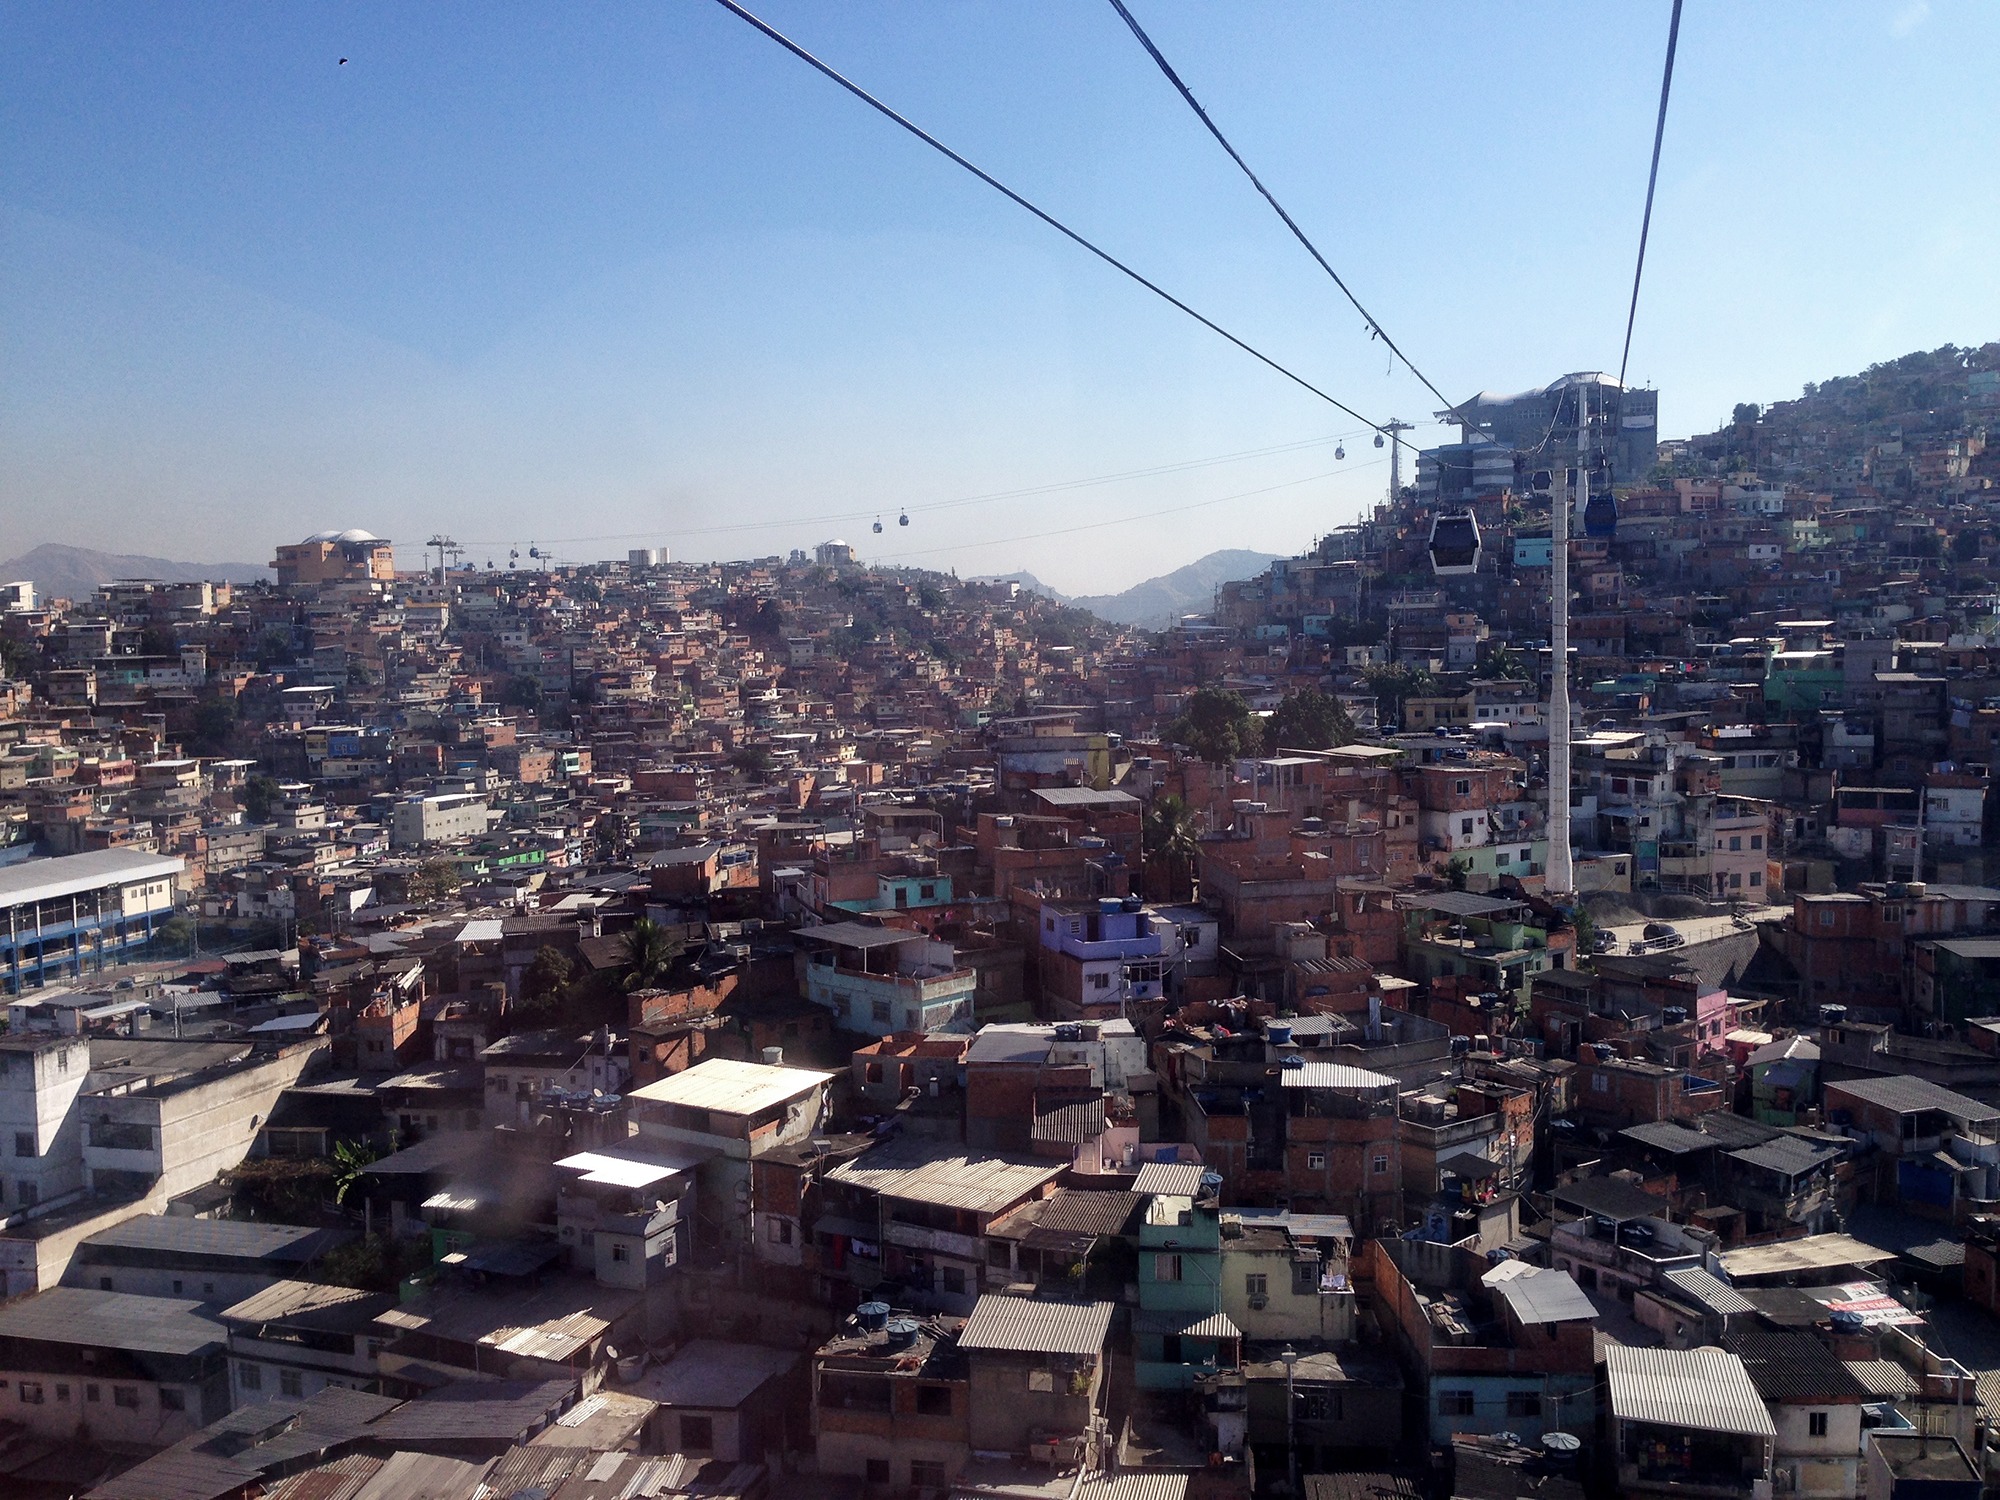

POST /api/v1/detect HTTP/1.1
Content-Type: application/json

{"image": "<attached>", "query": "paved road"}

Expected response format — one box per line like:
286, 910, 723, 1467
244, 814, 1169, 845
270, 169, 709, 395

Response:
1598, 905, 1786, 957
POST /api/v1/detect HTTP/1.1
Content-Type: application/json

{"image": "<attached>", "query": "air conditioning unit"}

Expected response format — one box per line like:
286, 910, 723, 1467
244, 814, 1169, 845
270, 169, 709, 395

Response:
1248, 1295, 1268, 1311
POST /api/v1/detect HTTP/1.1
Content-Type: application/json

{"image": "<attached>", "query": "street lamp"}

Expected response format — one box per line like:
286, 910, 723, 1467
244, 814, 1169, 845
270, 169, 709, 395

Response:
1280, 1344, 1300, 1494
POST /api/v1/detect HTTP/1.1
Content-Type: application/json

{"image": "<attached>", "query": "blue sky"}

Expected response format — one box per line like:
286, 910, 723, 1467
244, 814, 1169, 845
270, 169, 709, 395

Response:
3, 1, 1996, 594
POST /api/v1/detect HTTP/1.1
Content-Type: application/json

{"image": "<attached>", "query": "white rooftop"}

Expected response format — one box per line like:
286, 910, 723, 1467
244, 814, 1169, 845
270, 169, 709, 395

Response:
0, 849, 184, 909
628, 1057, 832, 1116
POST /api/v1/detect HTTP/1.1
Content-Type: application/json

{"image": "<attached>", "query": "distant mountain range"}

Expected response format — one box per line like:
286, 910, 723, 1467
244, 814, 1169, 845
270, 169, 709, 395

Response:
984, 548, 1283, 629
0, 543, 268, 604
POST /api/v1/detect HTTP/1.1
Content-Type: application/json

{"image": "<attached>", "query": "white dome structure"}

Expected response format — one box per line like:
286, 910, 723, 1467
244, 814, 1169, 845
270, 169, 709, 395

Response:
301, 528, 384, 544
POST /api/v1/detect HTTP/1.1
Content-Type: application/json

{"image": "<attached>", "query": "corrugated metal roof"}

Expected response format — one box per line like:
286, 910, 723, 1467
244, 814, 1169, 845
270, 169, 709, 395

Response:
1728, 1136, 1844, 1175
80, 1214, 336, 1261
628, 1057, 832, 1115
1132, 1161, 1208, 1198
0, 1286, 223, 1356
828, 1143, 1065, 1213
1661, 1267, 1756, 1317
1133, 1308, 1240, 1340
1492, 1269, 1597, 1325
1278, 1061, 1396, 1092
1031, 787, 1141, 809
1726, 1326, 1871, 1401
1843, 1358, 1920, 1399
1032, 1096, 1107, 1146
1827, 1073, 2000, 1120
478, 1443, 597, 1496
957, 1294, 1115, 1355
365, 1378, 573, 1444
1075, 1475, 1188, 1500
1620, 1121, 1716, 1154
1034, 1190, 1143, 1238
348, 1449, 491, 1500
260, 1454, 384, 1500
1604, 1345, 1776, 1438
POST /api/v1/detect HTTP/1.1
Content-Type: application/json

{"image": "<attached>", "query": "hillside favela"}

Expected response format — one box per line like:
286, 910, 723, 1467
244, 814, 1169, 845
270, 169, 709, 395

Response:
5, 6, 2000, 1500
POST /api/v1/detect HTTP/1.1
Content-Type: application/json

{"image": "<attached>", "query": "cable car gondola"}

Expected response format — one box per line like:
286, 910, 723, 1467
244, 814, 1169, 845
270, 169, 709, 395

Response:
898, 511, 909, 527
1427, 511, 1482, 576
1582, 456, 1617, 538
872, 516, 884, 534
1335, 444, 1345, 460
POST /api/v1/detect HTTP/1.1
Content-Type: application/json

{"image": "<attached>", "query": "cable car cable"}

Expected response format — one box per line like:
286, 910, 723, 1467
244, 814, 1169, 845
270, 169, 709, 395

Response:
1617, 0, 1683, 391
708, 0, 1416, 454
1104, 0, 1458, 416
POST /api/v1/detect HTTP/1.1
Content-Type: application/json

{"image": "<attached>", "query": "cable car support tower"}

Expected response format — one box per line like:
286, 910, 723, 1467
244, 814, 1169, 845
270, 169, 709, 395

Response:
1546, 397, 1581, 900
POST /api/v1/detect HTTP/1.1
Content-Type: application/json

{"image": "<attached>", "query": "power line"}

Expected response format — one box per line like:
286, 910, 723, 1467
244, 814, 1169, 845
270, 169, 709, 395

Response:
874, 456, 1387, 563
707, 0, 1420, 456
453, 426, 1371, 550
1104, 0, 1459, 417
1618, 0, 1684, 390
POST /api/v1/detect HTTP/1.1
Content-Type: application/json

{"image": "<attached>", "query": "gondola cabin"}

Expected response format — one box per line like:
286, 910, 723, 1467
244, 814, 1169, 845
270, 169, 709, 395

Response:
1428, 512, 1482, 576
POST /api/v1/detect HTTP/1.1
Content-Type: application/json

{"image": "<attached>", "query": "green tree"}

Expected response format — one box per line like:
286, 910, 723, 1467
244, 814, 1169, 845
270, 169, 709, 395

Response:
1168, 687, 1262, 765
224, 1156, 338, 1221
1444, 853, 1471, 891
191, 699, 237, 755
524, 945, 574, 1002
254, 626, 296, 668
1143, 794, 1203, 902
154, 914, 196, 956
621, 917, 684, 992
728, 745, 772, 776
242, 774, 281, 823
139, 624, 178, 658
1363, 663, 1436, 728
0, 636, 38, 680
1267, 689, 1356, 751
502, 674, 544, 710
409, 858, 461, 902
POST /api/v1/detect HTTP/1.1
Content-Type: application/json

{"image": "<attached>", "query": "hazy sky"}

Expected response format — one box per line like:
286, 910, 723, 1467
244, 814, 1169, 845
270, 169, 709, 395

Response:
4, 2, 1996, 595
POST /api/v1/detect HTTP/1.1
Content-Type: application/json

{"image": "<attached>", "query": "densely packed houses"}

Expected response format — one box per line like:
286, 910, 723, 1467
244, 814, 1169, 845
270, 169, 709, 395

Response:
1, 346, 1999, 1495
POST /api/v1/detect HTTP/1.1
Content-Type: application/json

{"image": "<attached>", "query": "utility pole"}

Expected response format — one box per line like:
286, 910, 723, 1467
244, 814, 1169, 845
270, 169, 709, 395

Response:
1547, 392, 1578, 898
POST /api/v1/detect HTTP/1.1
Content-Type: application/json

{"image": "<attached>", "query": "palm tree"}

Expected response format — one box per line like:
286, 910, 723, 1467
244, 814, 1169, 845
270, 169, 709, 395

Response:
1144, 794, 1203, 903
331, 1139, 379, 1206
621, 917, 682, 992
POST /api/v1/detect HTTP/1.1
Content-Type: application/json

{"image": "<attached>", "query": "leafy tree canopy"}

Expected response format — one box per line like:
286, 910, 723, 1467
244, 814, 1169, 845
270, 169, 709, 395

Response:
1169, 687, 1263, 765
1267, 689, 1355, 752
